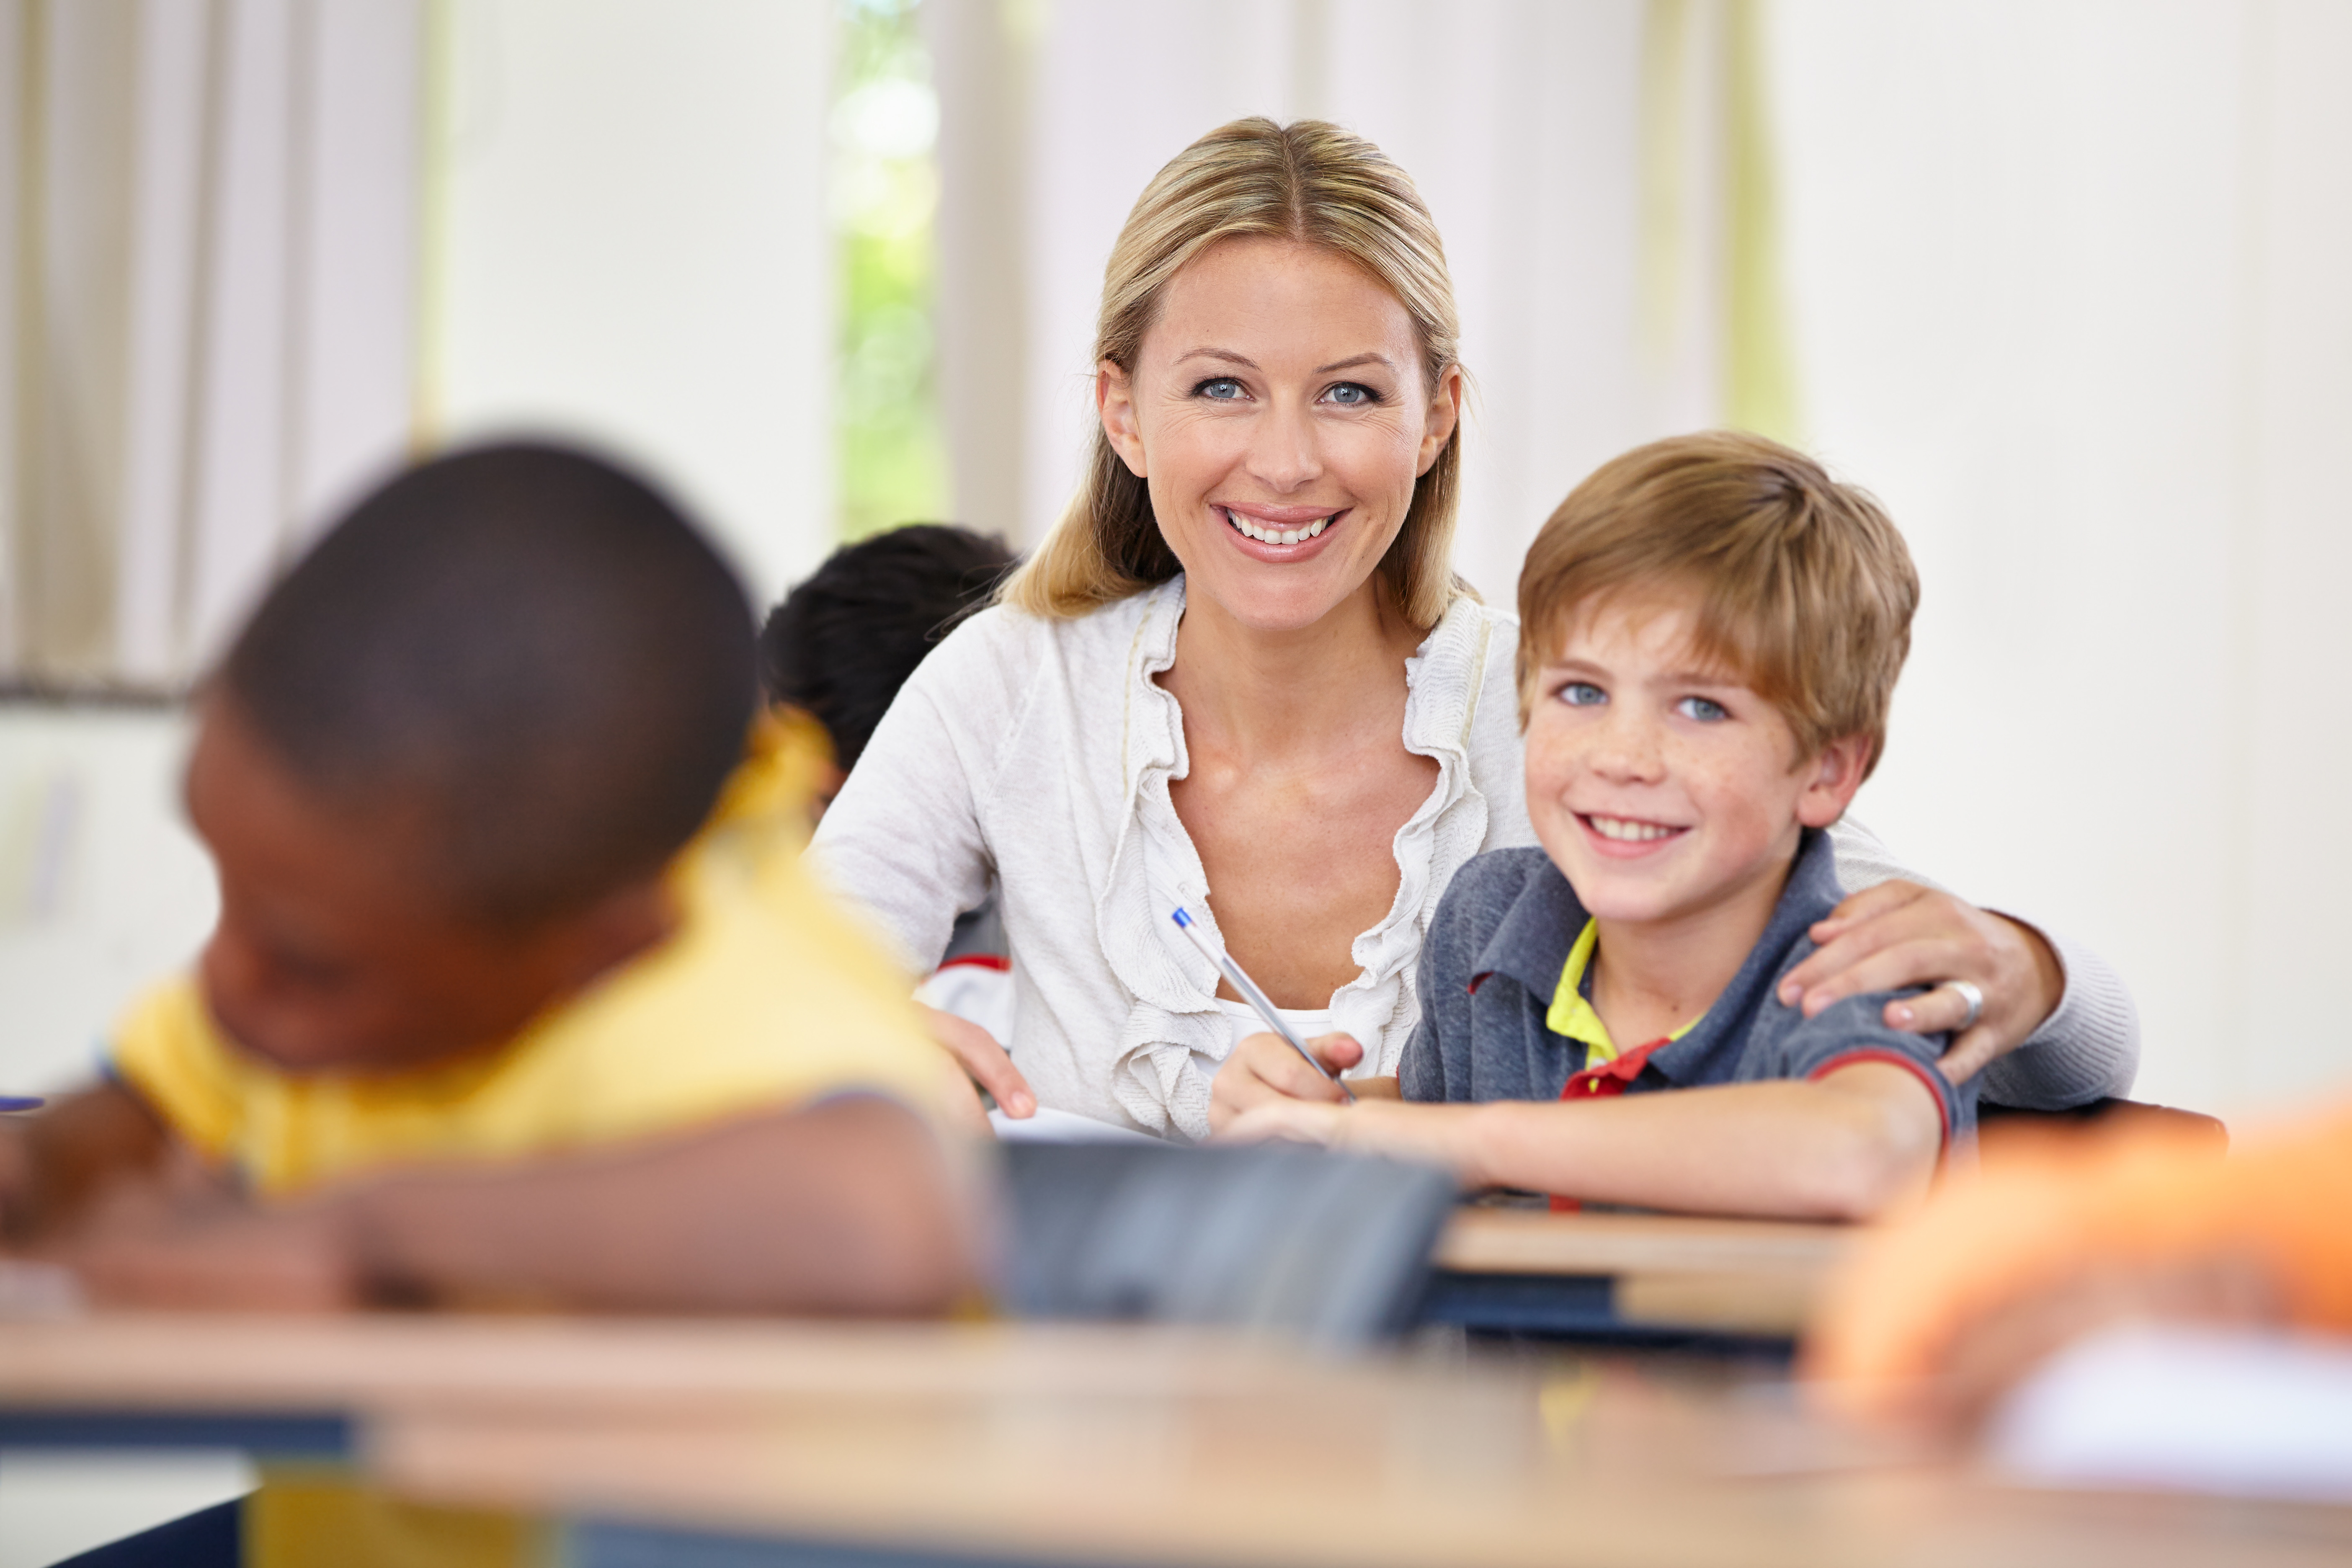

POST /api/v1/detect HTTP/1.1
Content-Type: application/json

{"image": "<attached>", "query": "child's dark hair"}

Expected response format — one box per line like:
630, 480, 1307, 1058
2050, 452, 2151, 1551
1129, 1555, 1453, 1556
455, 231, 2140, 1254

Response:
221, 441, 757, 925
758, 525, 1016, 770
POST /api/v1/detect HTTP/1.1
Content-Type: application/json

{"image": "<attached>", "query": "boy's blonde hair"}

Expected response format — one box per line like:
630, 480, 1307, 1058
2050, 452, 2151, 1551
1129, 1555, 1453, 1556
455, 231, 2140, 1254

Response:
1002, 117, 1467, 630
1516, 431, 1918, 779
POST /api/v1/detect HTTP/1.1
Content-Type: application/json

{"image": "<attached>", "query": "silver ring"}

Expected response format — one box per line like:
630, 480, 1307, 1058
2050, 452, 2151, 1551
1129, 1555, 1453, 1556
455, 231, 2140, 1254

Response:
1944, 979, 1985, 1032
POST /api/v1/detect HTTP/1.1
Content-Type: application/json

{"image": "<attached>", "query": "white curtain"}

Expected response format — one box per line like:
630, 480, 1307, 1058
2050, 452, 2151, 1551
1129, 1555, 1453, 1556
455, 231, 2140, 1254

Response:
0, 0, 423, 688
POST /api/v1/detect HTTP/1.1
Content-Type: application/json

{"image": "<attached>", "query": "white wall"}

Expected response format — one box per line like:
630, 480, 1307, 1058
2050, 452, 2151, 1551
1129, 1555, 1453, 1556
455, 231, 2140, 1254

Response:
0, 709, 211, 1094
429, 0, 837, 604
1772, 0, 2352, 1117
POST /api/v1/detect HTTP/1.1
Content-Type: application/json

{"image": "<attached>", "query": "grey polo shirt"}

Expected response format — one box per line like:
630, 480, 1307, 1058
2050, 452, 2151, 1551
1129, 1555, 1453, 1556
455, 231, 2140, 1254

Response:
1398, 829, 1974, 1140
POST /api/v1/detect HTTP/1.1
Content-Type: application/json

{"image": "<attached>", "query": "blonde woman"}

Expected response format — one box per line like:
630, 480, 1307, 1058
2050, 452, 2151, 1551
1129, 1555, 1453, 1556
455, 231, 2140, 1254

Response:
810, 119, 2135, 1142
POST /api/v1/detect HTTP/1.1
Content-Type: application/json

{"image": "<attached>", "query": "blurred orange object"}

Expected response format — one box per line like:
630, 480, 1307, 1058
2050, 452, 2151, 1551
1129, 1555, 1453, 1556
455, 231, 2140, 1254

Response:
1807, 1100, 2352, 1421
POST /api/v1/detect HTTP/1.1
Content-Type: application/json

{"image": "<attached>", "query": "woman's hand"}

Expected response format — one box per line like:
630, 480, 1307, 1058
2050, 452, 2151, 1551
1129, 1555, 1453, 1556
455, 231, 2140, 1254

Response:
1776, 882, 2066, 1086
1207, 1032, 1364, 1134
918, 1004, 1035, 1119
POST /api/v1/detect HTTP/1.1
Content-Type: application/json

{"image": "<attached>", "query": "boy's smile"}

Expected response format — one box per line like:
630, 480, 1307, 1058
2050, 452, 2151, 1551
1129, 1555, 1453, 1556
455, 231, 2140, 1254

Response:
1524, 595, 1869, 937
1581, 812, 1689, 851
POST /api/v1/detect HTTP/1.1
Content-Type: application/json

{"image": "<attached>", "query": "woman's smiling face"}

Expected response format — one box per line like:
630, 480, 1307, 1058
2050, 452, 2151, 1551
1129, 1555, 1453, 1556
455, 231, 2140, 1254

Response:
1097, 237, 1461, 633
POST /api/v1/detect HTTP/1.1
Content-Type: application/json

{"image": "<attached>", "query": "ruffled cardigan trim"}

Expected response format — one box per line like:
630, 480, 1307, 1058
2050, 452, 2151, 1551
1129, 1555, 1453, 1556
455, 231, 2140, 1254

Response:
1095, 578, 1499, 1141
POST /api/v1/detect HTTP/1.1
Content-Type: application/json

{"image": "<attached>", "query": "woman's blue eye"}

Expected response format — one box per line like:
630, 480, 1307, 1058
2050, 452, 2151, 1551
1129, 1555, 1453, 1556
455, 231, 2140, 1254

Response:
1323, 382, 1378, 406
1676, 696, 1730, 722
1194, 377, 1246, 401
1560, 682, 1606, 707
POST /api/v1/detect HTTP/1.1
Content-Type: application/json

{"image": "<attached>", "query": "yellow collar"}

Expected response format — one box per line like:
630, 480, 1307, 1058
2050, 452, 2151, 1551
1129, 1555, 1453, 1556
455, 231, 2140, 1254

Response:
1544, 919, 1702, 1066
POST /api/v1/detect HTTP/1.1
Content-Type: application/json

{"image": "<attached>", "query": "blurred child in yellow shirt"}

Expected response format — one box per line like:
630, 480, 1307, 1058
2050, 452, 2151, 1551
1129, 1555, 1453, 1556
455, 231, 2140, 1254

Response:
0, 442, 977, 1314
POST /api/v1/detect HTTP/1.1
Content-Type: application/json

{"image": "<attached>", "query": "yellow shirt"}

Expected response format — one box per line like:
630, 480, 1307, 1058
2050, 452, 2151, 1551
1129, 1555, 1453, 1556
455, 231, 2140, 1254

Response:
1544, 918, 1701, 1071
110, 715, 963, 1198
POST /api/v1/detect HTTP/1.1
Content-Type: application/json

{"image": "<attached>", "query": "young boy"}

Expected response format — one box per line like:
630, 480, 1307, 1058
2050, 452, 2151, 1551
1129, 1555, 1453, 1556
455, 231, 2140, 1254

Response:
1224, 432, 1971, 1221
758, 523, 1017, 822
759, 525, 1034, 1112
0, 443, 978, 1312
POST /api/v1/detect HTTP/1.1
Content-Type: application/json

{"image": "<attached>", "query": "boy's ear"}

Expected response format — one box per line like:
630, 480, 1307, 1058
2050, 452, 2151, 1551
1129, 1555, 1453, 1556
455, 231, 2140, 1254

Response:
1795, 735, 1874, 828
1097, 361, 1147, 477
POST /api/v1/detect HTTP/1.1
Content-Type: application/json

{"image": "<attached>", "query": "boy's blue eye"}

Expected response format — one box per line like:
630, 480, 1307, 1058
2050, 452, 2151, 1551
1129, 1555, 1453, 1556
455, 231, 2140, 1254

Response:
1675, 695, 1730, 722
1559, 681, 1606, 707
1322, 382, 1379, 406
1194, 377, 1246, 401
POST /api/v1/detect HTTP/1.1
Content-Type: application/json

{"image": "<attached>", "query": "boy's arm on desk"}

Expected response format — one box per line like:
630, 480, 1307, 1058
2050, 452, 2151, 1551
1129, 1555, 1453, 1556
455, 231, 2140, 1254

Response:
45, 1098, 980, 1317
1233, 1062, 1941, 1222
0, 1082, 176, 1241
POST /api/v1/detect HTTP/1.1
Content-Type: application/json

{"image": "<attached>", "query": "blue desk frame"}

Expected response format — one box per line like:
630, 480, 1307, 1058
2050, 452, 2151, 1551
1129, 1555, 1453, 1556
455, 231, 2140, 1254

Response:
0, 1409, 349, 1456
1414, 1269, 1797, 1360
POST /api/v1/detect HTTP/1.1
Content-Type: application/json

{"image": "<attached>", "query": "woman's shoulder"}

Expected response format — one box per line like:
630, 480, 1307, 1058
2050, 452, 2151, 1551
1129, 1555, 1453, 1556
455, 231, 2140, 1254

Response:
941, 580, 1174, 657
1405, 591, 1525, 780
1402, 585, 1514, 691
900, 582, 1177, 719
1412, 593, 1520, 697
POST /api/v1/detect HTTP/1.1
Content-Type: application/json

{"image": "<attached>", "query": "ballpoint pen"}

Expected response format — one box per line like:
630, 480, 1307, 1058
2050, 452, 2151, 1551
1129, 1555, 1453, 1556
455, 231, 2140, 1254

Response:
1170, 908, 1356, 1104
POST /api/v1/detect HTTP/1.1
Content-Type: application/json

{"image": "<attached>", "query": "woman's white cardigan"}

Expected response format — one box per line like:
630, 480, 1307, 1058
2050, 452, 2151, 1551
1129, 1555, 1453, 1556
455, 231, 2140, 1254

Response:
810, 578, 2138, 1142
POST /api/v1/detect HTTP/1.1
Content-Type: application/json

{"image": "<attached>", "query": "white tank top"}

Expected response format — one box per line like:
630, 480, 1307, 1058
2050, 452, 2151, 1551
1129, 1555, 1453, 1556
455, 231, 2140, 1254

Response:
1216, 999, 1336, 1055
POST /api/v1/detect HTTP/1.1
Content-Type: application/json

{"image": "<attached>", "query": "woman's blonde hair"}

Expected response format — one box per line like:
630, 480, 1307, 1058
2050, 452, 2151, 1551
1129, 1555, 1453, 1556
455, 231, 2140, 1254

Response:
1002, 117, 1467, 629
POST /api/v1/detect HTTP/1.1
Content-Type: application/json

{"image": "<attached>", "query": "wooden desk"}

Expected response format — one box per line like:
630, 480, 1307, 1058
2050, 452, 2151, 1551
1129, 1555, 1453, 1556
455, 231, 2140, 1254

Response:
5, 1313, 2350, 1568
1426, 1208, 1859, 1341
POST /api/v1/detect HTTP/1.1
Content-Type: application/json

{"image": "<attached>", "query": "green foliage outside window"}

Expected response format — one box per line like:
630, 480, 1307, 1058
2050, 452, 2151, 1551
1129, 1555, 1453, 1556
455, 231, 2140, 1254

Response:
834, 0, 949, 541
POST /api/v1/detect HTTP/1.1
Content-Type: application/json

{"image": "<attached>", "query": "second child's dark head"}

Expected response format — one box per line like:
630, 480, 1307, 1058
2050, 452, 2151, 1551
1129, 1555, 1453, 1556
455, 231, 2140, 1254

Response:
758, 525, 1016, 800
190, 442, 756, 1075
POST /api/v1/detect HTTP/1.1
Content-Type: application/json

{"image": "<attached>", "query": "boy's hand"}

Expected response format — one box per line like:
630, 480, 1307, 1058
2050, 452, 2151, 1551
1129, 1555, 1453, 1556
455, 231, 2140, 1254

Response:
1207, 1032, 1363, 1134
919, 1003, 1035, 1120
53, 1202, 360, 1313
40, 1156, 360, 1312
0, 1122, 31, 1238
1776, 882, 2065, 1086
0, 1084, 174, 1243
1217, 1097, 1350, 1148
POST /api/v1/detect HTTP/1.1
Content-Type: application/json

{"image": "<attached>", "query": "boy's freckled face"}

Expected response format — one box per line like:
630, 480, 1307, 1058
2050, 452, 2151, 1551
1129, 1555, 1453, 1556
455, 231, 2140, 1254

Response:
184, 698, 584, 1076
1522, 596, 1857, 931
